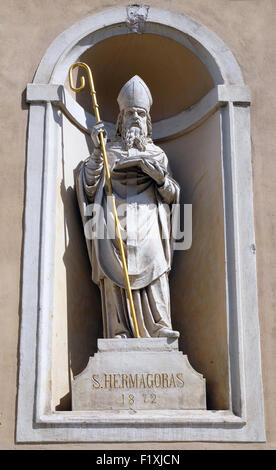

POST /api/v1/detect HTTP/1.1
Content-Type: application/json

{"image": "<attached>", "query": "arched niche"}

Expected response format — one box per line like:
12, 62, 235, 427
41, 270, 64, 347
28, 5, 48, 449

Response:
52, 31, 228, 412
17, 6, 265, 443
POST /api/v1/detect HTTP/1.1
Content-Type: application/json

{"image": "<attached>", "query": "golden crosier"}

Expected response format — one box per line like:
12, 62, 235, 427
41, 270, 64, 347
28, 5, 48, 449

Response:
68, 62, 140, 338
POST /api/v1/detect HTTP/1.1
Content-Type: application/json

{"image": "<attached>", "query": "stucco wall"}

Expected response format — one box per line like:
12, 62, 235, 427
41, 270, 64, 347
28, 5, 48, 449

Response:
0, 0, 275, 449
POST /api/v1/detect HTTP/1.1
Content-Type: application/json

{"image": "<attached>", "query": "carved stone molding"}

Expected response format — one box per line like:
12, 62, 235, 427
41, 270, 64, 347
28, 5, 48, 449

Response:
26, 83, 251, 141
126, 4, 149, 33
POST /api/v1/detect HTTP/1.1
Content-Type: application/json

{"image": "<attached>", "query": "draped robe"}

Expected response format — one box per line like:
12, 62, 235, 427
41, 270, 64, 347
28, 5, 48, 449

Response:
75, 139, 180, 338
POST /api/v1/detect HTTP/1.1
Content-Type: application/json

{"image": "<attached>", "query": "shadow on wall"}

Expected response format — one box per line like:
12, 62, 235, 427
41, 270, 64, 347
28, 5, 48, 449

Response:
69, 33, 213, 123
56, 177, 102, 411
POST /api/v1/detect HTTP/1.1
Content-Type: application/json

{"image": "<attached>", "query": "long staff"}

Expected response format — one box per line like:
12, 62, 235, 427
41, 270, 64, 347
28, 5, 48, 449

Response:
69, 62, 140, 338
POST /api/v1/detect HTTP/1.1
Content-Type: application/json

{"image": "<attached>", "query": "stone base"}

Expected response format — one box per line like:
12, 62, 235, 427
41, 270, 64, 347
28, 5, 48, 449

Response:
71, 338, 206, 411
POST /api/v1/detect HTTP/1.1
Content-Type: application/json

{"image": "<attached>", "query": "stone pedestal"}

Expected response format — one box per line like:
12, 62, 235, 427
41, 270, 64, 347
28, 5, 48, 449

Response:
72, 338, 206, 411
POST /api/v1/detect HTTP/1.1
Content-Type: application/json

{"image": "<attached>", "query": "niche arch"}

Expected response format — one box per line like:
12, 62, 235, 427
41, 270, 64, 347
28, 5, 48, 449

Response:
17, 6, 265, 443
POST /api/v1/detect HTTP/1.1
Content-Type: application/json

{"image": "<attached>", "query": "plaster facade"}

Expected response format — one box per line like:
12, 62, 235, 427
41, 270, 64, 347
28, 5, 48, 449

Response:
0, 0, 275, 449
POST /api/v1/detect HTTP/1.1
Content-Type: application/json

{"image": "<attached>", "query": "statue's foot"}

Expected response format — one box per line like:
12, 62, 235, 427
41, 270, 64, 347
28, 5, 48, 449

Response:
157, 328, 180, 338
114, 333, 128, 339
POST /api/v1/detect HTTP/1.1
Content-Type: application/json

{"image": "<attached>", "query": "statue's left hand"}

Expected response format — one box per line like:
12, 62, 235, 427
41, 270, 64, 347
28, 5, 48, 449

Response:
140, 158, 166, 186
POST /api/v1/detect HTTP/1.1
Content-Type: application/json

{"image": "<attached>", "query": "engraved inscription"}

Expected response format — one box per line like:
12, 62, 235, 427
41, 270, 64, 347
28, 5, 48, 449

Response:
91, 372, 185, 390
121, 392, 157, 407
143, 393, 156, 403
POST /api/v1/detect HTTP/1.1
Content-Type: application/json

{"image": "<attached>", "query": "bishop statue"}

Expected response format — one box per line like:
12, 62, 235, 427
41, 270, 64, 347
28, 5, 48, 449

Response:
76, 75, 180, 339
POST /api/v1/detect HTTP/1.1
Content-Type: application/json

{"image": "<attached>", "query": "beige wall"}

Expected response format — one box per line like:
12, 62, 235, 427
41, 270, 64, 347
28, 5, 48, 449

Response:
0, 0, 275, 449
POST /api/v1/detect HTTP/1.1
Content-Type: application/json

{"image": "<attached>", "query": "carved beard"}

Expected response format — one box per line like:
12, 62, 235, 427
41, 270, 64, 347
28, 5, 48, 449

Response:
122, 125, 148, 151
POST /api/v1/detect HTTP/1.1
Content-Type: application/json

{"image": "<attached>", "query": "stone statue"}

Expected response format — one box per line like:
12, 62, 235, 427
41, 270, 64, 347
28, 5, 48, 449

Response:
76, 75, 180, 339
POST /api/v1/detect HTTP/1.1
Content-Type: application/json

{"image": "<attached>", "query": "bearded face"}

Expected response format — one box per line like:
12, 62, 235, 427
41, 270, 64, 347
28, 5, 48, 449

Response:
121, 107, 149, 151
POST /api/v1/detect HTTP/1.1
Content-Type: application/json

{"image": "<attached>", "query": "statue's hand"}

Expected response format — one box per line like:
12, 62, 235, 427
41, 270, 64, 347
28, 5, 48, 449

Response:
140, 158, 166, 186
91, 121, 107, 149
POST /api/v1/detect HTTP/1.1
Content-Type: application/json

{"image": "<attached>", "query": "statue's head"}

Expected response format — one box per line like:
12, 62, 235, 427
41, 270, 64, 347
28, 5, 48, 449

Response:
115, 76, 153, 150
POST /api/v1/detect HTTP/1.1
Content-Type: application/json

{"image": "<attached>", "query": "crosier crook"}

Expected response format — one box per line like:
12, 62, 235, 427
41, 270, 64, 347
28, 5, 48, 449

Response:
69, 62, 140, 338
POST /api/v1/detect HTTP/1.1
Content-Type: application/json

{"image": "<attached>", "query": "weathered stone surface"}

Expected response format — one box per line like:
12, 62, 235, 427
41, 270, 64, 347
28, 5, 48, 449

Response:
72, 339, 206, 410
